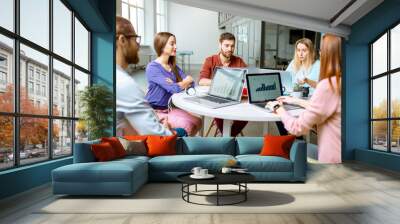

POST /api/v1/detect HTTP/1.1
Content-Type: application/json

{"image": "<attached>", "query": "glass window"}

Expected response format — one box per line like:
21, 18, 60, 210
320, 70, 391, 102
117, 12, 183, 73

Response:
370, 23, 400, 154
20, 44, 49, 115
53, 59, 72, 117
156, 0, 167, 33
28, 81, 34, 94
74, 69, 89, 118
19, 117, 49, 165
0, 116, 14, 170
75, 120, 88, 143
0, 0, 14, 31
53, 119, 72, 158
20, 0, 49, 49
0, 35, 14, 113
391, 24, 400, 70
391, 72, 400, 118
53, 0, 72, 60
391, 120, 400, 153
122, 0, 144, 44
372, 121, 388, 151
372, 33, 387, 76
74, 18, 89, 70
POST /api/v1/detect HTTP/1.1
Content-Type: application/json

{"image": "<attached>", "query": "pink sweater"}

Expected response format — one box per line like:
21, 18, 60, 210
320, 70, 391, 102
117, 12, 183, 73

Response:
281, 77, 341, 163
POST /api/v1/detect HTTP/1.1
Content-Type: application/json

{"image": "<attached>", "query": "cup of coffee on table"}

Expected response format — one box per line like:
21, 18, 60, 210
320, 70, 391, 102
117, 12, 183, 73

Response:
191, 167, 202, 176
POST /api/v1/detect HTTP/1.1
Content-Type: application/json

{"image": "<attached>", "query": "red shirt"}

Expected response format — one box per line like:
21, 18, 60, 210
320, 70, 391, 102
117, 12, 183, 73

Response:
199, 54, 247, 80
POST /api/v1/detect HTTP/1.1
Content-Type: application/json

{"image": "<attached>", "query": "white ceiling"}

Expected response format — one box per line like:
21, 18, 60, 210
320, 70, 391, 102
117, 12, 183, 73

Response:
168, 0, 384, 37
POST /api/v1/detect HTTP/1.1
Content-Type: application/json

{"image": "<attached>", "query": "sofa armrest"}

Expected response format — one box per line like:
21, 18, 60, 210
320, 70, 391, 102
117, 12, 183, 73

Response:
73, 140, 100, 163
289, 140, 307, 181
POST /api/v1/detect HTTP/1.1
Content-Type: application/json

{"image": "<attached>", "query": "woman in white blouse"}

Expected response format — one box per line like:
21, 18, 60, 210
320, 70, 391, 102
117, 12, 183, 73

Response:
286, 38, 320, 94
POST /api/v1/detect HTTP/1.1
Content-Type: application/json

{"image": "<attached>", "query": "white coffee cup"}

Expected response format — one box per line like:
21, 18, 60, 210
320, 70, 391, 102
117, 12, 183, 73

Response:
199, 169, 208, 176
191, 167, 202, 176
221, 167, 232, 174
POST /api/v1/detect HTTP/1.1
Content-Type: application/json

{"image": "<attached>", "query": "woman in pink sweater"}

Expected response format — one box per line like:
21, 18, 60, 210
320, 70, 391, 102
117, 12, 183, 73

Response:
267, 34, 342, 163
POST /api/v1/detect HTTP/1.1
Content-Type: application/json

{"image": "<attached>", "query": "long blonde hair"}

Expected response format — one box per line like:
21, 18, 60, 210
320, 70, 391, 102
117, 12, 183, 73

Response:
153, 32, 182, 82
319, 34, 342, 95
292, 38, 316, 72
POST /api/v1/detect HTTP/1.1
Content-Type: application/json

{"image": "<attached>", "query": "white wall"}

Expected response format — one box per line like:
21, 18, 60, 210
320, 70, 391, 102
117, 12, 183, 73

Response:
167, 2, 220, 65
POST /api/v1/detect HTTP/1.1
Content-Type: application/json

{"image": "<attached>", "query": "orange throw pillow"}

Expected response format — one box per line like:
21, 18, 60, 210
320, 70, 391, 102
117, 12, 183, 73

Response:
91, 142, 117, 162
260, 135, 296, 159
124, 135, 149, 141
101, 137, 126, 158
146, 135, 177, 157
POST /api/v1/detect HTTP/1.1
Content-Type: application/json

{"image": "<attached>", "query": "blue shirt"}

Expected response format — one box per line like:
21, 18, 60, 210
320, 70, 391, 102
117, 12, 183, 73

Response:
145, 60, 188, 109
286, 60, 320, 94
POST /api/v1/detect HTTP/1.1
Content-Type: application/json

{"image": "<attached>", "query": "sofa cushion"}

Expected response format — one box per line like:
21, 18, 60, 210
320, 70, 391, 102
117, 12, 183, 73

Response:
52, 159, 147, 183
118, 138, 147, 156
236, 155, 293, 172
260, 135, 296, 159
73, 139, 101, 163
235, 137, 263, 155
147, 135, 177, 157
148, 154, 235, 172
91, 142, 118, 162
101, 137, 127, 158
178, 137, 235, 155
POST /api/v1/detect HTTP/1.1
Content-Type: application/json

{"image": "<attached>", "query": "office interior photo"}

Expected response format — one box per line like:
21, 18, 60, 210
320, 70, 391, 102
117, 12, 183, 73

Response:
0, 0, 400, 223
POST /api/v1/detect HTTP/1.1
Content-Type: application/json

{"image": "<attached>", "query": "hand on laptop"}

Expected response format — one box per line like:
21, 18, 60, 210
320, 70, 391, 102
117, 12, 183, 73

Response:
265, 101, 283, 113
277, 96, 297, 105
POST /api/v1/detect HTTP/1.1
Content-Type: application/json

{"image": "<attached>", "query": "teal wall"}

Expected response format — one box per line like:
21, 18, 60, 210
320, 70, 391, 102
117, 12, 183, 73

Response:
0, 0, 116, 200
344, 0, 400, 171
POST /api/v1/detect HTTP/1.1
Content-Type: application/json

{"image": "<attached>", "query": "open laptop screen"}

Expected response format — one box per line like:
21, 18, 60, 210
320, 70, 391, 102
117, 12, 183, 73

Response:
208, 67, 246, 101
246, 73, 283, 103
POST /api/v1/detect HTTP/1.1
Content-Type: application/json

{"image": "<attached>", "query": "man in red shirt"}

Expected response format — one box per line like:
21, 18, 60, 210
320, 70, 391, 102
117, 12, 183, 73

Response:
198, 32, 247, 136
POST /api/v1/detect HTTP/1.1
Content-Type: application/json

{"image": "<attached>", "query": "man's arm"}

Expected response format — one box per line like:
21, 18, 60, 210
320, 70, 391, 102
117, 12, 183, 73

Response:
198, 57, 213, 86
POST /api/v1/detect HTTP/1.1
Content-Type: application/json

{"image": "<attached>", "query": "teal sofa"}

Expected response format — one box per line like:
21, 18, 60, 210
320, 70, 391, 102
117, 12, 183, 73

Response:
52, 137, 307, 196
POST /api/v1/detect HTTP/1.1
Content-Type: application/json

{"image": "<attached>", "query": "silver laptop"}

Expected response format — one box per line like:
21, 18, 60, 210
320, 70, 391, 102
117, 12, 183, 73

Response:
184, 67, 246, 109
246, 72, 302, 111
247, 68, 293, 95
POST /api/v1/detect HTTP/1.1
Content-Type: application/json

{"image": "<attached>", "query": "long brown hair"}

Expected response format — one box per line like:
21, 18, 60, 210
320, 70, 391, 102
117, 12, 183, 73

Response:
153, 32, 182, 82
319, 33, 342, 95
292, 38, 316, 72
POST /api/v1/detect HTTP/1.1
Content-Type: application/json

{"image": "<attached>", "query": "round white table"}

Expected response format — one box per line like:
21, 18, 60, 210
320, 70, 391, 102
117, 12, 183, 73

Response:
171, 87, 304, 137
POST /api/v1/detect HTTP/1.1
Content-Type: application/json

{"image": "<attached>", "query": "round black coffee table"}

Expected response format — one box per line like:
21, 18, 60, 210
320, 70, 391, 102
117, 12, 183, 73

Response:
177, 173, 255, 206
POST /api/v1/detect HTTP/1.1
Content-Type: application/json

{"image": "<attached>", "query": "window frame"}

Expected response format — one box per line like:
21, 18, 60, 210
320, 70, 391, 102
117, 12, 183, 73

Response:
0, 0, 92, 171
121, 0, 145, 44
370, 19, 400, 154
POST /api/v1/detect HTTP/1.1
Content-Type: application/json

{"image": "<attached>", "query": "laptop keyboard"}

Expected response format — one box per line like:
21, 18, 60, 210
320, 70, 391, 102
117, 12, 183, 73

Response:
200, 95, 231, 104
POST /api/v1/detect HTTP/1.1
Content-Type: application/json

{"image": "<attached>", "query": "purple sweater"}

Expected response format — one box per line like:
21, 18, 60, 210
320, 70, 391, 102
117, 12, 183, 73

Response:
145, 61, 188, 109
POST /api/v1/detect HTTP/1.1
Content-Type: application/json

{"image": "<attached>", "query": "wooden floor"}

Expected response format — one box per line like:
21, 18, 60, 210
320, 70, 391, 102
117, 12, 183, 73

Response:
1, 160, 400, 224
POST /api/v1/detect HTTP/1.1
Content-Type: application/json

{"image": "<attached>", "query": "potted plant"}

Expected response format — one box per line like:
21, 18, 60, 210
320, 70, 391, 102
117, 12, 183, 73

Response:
291, 83, 303, 98
79, 84, 114, 140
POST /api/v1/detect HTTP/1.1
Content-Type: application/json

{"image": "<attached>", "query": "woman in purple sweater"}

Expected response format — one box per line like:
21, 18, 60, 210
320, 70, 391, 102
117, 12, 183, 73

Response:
145, 32, 201, 136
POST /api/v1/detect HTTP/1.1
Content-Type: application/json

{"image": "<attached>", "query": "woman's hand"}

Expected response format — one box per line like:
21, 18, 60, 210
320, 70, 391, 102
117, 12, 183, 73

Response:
178, 75, 194, 89
277, 96, 298, 105
265, 100, 284, 114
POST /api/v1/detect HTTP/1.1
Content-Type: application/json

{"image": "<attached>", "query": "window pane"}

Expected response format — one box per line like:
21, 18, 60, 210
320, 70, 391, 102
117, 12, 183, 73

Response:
129, 6, 137, 28
74, 69, 89, 118
0, 116, 13, 170
122, 3, 129, 18
53, 59, 72, 117
20, 117, 49, 165
391, 120, 400, 153
20, 0, 49, 49
156, 0, 161, 13
391, 24, 400, 70
75, 18, 89, 70
372, 121, 388, 151
53, 0, 72, 60
53, 119, 72, 158
391, 72, 400, 118
0, 0, 14, 31
138, 8, 144, 43
0, 35, 14, 113
137, 0, 144, 8
20, 45, 49, 115
75, 120, 88, 143
372, 76, 387, 119
372, 33, 387, 76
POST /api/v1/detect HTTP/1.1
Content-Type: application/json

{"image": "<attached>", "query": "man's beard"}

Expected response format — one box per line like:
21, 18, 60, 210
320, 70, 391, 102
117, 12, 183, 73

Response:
221, 50, 232, 59
126, 51, 139, 65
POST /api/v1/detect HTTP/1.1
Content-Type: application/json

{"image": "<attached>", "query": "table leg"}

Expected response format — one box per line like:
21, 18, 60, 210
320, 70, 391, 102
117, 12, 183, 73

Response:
222, 119, 233, 137
199, 116, 205, 137
217, 184, 220, 206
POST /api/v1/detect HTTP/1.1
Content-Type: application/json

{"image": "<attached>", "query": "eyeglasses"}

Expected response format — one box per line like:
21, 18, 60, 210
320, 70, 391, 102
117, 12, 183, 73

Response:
117, 34, 141, 44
